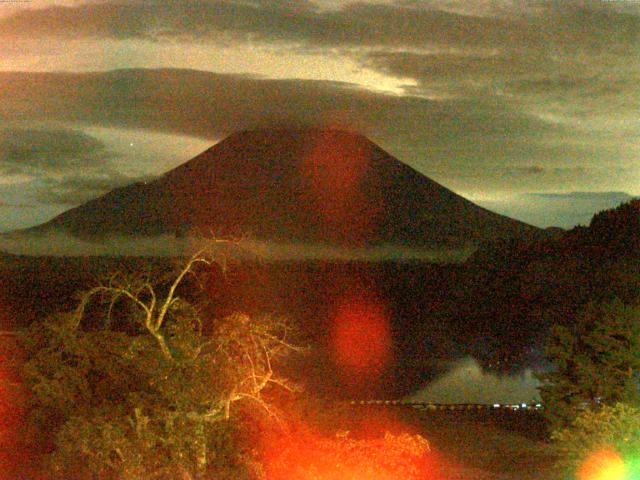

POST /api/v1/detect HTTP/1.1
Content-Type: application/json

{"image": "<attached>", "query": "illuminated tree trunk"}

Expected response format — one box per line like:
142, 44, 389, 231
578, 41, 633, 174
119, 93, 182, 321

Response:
194, 421, 207, 479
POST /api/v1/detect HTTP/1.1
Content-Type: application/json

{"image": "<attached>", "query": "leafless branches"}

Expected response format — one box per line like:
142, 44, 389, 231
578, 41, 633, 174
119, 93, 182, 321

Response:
71, 238, 303, 421
73, 242, 228, 360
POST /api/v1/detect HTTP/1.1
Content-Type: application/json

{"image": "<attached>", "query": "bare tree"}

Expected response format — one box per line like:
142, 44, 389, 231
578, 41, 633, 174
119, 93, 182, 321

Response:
22, 241, 304, 480
75, 246, 217, 361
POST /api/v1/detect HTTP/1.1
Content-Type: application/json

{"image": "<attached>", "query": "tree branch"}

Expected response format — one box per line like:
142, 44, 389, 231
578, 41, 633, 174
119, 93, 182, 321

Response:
155, 249, 212, 331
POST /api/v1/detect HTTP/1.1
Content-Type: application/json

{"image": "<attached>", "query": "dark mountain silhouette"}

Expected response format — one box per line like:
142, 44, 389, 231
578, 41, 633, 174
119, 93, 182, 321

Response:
1, 200, 637, 396
24, 129, 541, 246
456, 198, 640, 373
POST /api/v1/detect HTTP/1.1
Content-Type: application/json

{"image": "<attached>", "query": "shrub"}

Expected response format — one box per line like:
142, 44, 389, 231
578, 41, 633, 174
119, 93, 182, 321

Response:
264, 429, 434, 480
538, 299, 640, 430
552, 403, 640, 479
20, 248, 302, 479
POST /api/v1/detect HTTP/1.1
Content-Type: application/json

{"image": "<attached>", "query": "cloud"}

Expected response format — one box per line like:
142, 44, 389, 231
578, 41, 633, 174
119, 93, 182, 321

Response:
364, 50, 541, 85
0, 127, 108, 176
0, 1, 636, 157
235, 239, 474, 263
0, 201, 36, 208
528, 191, 635, 202
337, 3, 640, 140
0, 232, 196, 257
408, 357, 540, 404
508, 166, 545, 175
492, 166, 590, 177
0, 71, 365, 139
476, 191, 636, 229
0, 127, 149, 205
0, 231, 474, 259
0, 70, 562, 163
2, 0, 637, 54
0, 1, 528, 48
361, 26, 639, 115
36, 172, 154, 205
2, 2, 637, 128
0, 68, 635, 198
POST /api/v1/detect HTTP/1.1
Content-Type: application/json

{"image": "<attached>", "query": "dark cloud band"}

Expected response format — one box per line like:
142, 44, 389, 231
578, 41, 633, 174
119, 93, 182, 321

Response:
1, 0, 638, 53
0, 68, 632, 196
0, 127, 149, 205
0, 128, 108, 175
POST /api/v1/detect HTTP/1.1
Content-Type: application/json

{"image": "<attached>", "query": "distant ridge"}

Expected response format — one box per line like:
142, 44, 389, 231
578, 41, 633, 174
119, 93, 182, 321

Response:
23, 128, 542, 247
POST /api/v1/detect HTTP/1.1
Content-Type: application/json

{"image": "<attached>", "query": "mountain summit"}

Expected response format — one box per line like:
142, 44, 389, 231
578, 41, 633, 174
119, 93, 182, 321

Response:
26, 129, 540, 246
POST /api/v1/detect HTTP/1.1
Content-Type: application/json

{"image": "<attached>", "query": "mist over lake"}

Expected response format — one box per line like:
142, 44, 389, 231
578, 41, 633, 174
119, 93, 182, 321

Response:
409, 357, 541, 405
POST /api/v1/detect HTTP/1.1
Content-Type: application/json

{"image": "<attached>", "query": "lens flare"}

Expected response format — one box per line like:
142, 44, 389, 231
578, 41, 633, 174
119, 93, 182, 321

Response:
301, 129, 379, 242
330, 293, 392, 382
578, 448, 627, 480
623, 456, 640, 479
0, 336, 25, 478
261, 419, 437, 480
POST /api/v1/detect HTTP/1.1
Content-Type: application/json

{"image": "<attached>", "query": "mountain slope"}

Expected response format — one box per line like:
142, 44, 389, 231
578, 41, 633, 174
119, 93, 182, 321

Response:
26, 129, 541, 246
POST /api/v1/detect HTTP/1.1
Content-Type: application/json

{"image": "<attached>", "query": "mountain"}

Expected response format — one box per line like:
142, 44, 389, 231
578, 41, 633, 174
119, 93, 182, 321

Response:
24, 128, 541, 246
3, 188, 636, 397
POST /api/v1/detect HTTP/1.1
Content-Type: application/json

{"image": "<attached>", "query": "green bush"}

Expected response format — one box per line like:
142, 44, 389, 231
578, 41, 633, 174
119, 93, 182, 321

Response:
552, 403, 640, 479
538, 299, 640, 430
19, 249, 301, 479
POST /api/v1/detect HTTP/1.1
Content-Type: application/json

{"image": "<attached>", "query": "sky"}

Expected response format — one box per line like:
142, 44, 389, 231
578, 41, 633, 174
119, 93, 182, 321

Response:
0, 0, 638, 231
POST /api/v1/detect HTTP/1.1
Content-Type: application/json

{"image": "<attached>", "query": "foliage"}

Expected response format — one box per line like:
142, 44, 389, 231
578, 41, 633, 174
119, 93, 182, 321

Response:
537, 299, 640, 430
265, 429, 433, 480
20, 248, 301, 480
552, 403, 640, 479
588, 199, 640, 254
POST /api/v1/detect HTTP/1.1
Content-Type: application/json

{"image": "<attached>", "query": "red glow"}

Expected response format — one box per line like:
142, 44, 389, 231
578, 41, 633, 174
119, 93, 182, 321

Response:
262, 423, 439, 480
0, 339, 26, 478
578, 448, 627, 480
330, 294, 392, 381
301, 129, 378, 241
255, 396, 447, 480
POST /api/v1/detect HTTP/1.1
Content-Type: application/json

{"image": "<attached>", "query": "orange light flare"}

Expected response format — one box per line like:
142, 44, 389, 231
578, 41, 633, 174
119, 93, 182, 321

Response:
578, 448, 627, 480
300, 128, 380, 241
261, 420, 442, 480
330, 292, 393, 384
255, 386, 444, 480
0, 336, 27, 478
